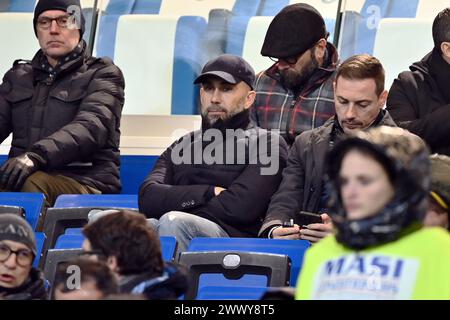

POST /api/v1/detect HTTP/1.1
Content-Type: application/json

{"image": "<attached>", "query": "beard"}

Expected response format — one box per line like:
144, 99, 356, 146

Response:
201, 102, 246, 126
280, 51, 319, 90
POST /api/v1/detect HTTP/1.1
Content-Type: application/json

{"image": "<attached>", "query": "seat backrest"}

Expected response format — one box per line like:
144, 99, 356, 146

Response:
0, 192, 45, 230
43, 248, 83, 288
54, 194, 138, 209
120, 155, 159, 194
186, 237, 310, 286
179, 251, 290, 299
54, 233, 84, 249
115, 15, 202, 115
354, 0, 419, 56
0, 13, 39, 76
160, 236, 178, 261
8, 0, 36, 12
159, 0, 235, 19
131, 0, 161, 14
242, 16, 274, 74
33, 232, 46, 268
171, 16, 207, 115
373, 18, 433, 90
225, 0, 261, 56
416, 0, 449, 19
289, 0, 340, 19
196, 285, 267, 300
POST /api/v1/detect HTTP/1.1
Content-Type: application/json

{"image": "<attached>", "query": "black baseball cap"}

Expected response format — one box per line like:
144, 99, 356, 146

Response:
194, 54, 255, 89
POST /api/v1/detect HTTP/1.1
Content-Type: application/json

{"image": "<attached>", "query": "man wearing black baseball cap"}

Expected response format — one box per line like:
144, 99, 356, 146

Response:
0, 0, 125, 207
139, 55, 288, 253
251, 3, 338, 146
0, 214, 47, 299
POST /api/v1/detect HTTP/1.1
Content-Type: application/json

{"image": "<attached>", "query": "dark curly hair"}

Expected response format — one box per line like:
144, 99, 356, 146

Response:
82, 210, 164, 276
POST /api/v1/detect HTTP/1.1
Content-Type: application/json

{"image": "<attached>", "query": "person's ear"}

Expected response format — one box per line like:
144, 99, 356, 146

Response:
440, 42, 450, 60
106, 256, 119, 273
378, 90, 388, 108
245, 90, 256, 109
315, 38, 327, 60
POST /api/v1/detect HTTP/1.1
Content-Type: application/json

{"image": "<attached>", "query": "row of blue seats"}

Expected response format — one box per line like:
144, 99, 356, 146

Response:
45, 236, 310, 299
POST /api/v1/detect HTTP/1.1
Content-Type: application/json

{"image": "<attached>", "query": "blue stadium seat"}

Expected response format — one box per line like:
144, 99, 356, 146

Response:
179, 250, 290, 299
171, 16, 207, 115
197, 285, 267, 300
120, 155, 158, 194
225, 0, 261, 55
54, 233, 84, 249
0, 192, 45, 230
160, 236, 178, 261
54, 194, 138, 209
347, 0, 419, 57
95, 0, 135, 58
187, 237, 310, 286
257, 0, 288, 16
8, 0, 35, 12
33, 232, 46, 268
54, 233, 176, 262
132, 0, 161, 13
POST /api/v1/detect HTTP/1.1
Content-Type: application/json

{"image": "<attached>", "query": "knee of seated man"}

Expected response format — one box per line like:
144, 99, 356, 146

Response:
20, 171, 48, 192
158, 211, 193, 230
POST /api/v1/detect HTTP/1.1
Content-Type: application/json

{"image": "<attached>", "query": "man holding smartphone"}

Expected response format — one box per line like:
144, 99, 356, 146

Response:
259, 54, 396, 242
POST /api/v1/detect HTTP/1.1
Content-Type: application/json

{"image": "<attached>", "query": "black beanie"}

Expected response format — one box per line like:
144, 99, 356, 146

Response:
33, 0, 85, 39
0, 214, 37, 256
261, 3, 327, 59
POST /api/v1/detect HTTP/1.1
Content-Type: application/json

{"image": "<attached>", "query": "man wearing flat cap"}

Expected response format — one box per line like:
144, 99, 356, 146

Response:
251, 3, 338, 145
139, 54, 288, 253
0, 214, 47, 299
0, 0, 125, 207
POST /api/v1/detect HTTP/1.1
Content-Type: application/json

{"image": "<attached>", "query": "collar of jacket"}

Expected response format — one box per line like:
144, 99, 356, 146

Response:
263, 42, 338, 92
201, 108, 252, 134
31, 40, 87, 82
428, 47, 450, 103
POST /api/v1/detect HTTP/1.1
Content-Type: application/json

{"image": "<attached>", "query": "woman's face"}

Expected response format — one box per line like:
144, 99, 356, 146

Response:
339, 150, 395, 220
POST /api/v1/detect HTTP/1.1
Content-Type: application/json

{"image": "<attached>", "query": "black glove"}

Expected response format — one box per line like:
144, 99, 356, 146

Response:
0, 153, 43, 191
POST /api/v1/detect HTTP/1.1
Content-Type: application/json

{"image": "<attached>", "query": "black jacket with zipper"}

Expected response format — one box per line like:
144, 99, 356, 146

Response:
0, 41, 125, 193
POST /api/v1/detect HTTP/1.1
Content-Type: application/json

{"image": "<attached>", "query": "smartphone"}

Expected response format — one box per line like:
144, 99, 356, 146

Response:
298, 211, 323, 226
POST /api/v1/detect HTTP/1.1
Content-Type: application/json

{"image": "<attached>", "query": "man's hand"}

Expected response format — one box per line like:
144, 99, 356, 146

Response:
272, 224, 301, 240
300, 213, 333, 243
0, 153, 39, 191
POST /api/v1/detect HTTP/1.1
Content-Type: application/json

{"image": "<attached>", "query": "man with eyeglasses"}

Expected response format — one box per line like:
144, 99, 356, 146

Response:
250, 3, 338, 146
0, 214, 47, 299
0, 0, 125, 207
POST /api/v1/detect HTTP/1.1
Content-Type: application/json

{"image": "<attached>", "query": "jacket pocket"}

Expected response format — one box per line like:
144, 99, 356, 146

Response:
4, 87, 34, 103
49, 88, 86, 102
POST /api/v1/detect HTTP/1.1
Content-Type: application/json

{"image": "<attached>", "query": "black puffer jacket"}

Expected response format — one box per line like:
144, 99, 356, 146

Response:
387, 48, 450, 156
139, 110, 288, 238
0, 268, 48, 300
0, 41, 125, 193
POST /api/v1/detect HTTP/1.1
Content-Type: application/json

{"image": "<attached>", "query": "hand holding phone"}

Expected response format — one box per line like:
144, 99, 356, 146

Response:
298, 211, 323, 227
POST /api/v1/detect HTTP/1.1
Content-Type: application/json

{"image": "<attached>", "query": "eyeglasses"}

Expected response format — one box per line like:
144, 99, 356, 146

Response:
0, 243, 34, 267
78, 250, 105, 259
269, 54, 302, 65
37, 15, 78, 30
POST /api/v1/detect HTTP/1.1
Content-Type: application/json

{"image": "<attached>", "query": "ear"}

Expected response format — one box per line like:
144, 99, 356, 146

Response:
378, 90, 388, 108
106, 256, 119, 273
315, 38, 328, 60
244, 90, 256, 109
440, 42, 450, 61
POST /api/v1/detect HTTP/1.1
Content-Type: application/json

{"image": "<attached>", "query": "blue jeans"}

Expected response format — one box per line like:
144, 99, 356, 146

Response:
147, 211, 229, 255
